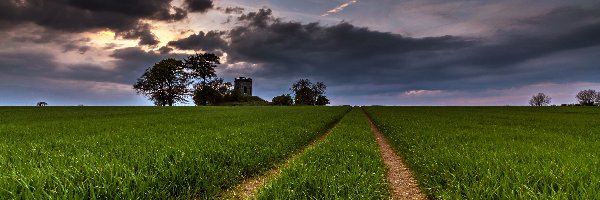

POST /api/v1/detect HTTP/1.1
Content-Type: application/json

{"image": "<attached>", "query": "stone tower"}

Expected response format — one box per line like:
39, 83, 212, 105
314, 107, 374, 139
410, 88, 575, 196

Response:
234, 77, 253, 96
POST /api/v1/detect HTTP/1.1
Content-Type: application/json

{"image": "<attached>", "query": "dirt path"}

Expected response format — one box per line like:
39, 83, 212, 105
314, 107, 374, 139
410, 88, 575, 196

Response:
363, 109, 427, 200
218, 113, 345, 200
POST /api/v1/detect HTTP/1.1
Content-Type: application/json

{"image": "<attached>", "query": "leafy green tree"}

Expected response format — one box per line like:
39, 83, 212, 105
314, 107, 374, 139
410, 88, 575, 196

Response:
272, 94, 293, 105
192, 78, 232, 105
290, 79, 329, 106
184, 53, 221, 106
133, 58, 189, 106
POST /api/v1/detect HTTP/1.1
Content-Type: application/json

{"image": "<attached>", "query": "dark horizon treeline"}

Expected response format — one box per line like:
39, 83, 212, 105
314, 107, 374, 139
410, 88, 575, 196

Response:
132, 53, 330, 106
529, 89, 600, 106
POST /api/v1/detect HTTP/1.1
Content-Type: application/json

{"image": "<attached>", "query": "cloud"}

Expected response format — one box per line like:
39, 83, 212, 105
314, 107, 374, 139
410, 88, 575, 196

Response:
216, 6, 245, 14
322, 0, 358, 17
183, 0, 214, 13
0, 0, 213, 46
167, 31, 227, 51
116, 23, 160, 46
164, 6, 600, 104
3, 2, 600, 106
402, 90, 444, 97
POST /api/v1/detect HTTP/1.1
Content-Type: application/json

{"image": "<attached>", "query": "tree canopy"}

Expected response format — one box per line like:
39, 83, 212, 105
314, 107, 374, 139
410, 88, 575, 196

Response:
576, 89, 597, 106
272, 94, 293, 105
185, 53, 221, 106
133, 58, 189, 106
529, 93, 551, 106
290, 79, 330, 106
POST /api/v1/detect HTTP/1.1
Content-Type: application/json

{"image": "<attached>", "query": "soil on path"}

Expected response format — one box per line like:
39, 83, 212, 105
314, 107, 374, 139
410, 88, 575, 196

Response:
363, 109, 427, 200
217, 112, 346, 199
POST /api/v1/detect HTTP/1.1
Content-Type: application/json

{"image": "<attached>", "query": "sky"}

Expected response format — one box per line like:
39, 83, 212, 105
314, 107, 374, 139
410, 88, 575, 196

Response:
1, 0, 599, 106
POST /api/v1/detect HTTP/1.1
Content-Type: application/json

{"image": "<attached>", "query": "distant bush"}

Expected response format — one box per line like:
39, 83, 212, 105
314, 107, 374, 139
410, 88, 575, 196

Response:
272, 94, 293, 106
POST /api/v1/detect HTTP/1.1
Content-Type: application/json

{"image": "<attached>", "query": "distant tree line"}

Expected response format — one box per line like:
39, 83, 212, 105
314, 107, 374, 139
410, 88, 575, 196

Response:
133, 54, 330, 106
271, 79, 330, 106
530, 89, 600, 106
134, 53, 249, 106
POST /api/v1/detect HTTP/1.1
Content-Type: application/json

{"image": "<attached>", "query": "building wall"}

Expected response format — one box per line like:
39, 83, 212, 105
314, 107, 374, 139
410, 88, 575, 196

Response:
234, 77, 253, 96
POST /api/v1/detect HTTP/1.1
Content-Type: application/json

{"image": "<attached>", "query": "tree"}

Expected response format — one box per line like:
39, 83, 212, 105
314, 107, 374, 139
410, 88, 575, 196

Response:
272, 94, 293, 105
36, 102, 47, 106
192, 78, 232, 105
290, 79, 329, 106
133, 58, 189, 106
596, 92, 600, 106
315, 95, 330, 106
576, 89, 597, 106
529, 93, 551, 106
291, 79, 314, 105
185, 53, 221, 106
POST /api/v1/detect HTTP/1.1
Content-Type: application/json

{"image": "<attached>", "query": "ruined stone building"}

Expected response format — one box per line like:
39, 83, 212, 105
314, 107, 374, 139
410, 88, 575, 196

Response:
234, 77, 252, 96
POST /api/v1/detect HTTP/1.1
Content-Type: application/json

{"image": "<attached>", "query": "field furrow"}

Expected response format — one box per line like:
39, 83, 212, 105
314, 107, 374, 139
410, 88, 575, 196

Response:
0, 106, 350, 199
363, 108, 426, 200
255, 107, 389, 199
365, 106, 600, 199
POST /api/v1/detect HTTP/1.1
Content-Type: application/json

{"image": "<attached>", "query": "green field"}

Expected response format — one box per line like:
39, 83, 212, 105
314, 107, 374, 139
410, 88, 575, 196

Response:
365, 106, 600, 199
256, 108, 389, 199
2, 106, 600, 199
0, 106, 349, 198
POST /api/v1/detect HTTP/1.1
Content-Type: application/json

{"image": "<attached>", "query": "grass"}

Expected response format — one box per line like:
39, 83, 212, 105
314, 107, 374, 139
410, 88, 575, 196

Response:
364, 106, 600, 199
0, 106, 350, 199
256, 107, 389, 200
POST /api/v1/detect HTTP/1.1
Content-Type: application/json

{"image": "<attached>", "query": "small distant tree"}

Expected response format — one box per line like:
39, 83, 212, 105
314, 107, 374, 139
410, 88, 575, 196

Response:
290, 79, 329, 106
185, 53, 221, 106
272, 94, 293, 105
37, 102, 48, 106
133, 58, 189, 106
529, 93, 551, 106
576, 89, 597, 106
596, 92, 600, 106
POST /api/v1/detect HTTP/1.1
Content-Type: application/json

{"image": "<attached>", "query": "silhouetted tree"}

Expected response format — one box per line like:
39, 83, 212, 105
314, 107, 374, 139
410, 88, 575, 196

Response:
37, 102, 47, 106
192, 78, 232, 105
576, 89, 597, 106
133, 58, 189, 106
272, 94, 293, 105
315, 95, 330, 106
184, 53, 221, 106
290, 79, 329, 105
529, 93, 551, 106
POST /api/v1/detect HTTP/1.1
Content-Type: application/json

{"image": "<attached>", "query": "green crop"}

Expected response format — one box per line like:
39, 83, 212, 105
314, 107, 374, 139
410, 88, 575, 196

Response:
256, 107, 389, 200
0, 106, 350, 199
365, 106, 600, 199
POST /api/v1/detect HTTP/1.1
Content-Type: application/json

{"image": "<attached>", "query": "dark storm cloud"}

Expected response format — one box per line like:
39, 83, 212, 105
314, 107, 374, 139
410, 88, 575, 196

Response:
10, 29, 92, 53
65, 0, 187, 21
168, 6, 600, 94
158, 46, 174, 54
0, 47, 185, 87
216, 6, 245, 14
237, 8, 278, 28
183, 0, 214, 13
116, 23, 160, 46
167, 31, 227, 51
0, 0, 210, 46
171, 8, 471, 84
